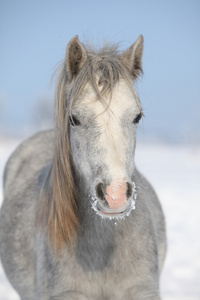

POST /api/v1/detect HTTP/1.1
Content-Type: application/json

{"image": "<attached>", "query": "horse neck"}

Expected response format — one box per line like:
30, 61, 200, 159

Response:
75, 180, 117, 271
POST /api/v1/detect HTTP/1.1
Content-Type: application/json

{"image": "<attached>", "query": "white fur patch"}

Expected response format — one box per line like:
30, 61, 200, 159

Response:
78, 80, 140, 181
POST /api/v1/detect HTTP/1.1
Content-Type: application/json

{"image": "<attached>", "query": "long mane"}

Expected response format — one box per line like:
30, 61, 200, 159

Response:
38, 43, 143, 252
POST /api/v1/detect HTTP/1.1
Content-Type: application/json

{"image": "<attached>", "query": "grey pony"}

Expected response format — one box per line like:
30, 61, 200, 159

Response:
0, 35, 166, 300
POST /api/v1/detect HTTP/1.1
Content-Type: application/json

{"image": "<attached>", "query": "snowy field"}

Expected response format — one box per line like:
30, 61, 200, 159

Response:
0, 137, 200, 300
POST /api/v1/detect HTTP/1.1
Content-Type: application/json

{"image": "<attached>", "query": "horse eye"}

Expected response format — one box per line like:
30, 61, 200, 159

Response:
69, 115, 81, 126
133, 113, 142, 124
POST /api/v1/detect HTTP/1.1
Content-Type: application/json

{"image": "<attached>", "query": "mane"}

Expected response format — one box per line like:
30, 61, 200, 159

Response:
38, 43, 143, 253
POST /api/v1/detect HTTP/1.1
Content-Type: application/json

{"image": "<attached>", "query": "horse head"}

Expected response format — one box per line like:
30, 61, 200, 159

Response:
66, 36, 143, 218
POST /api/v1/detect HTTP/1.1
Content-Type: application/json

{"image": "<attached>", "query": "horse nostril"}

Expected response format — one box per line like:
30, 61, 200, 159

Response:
95, 183, 104, 200
126, 182, 133, 199
96, 183, 109, 207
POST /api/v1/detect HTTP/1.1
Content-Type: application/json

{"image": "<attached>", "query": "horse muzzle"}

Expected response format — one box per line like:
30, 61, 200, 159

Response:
92, 179, 136, 219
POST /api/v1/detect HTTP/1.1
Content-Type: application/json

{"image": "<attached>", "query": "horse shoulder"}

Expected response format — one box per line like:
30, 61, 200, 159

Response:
0, 130, 54, 298
134, 167, 167, 272
3, 130, 54, 194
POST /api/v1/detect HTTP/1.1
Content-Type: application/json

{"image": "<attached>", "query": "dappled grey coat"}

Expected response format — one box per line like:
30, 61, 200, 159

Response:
0, 35, 166, 300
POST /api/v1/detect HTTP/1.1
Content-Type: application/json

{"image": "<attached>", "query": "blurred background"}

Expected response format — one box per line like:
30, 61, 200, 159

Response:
1, 0, 200, 143
0, 1, 200, 300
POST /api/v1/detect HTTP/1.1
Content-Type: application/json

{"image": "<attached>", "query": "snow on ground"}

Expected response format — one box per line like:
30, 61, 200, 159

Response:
135, 143, 200, 300
0, 137, 200, 300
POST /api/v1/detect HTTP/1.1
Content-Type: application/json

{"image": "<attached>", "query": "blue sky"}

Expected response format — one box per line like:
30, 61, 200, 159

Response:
0, 0, 200, 142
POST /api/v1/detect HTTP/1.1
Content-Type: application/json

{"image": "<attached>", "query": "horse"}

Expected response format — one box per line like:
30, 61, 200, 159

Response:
0, 35, 166, 300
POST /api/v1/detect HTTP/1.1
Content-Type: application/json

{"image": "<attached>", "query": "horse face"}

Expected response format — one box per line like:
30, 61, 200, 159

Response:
69, 79, 142, 218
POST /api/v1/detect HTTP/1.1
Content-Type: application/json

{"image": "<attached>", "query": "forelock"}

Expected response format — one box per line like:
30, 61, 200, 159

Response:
68, 44, 133, 108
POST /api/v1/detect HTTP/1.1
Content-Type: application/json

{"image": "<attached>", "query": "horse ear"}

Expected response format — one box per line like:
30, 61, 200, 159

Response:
66, 36, 87, 81
119, 35, 144, 78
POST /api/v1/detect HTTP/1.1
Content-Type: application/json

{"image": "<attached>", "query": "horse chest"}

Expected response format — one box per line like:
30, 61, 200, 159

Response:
41, 223, 157, 299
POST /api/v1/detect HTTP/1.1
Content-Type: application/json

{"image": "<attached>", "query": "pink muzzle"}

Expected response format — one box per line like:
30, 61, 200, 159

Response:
105, 179, 127, 210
